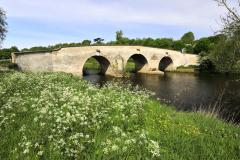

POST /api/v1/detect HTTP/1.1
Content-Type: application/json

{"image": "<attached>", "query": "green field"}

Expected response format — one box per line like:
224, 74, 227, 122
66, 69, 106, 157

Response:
0, 71, 240, 159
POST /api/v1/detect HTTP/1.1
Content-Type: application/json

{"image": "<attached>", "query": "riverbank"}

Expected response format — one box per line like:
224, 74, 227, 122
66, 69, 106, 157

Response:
1, 71, 240, 159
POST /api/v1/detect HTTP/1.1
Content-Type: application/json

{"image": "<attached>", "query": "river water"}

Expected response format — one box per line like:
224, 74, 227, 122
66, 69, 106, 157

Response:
83, 68, 240, 125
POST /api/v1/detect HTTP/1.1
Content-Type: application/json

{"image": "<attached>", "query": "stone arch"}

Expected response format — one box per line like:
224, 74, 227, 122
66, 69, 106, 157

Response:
125, 54, 149, 72
81, 54, 113, 75
159, 56, 173, 71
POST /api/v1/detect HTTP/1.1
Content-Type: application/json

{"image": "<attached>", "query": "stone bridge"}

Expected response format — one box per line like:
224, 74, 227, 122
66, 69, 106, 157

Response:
11, 45, 198, 77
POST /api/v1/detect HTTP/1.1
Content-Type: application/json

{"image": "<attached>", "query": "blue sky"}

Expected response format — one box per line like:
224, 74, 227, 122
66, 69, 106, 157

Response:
0, 0, 238, 50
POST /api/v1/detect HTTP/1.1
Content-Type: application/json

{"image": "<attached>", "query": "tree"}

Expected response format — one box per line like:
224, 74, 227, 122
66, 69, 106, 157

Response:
133, 38, 143, 45
154, 38, 173, 49
185, 45, 194, 54
82, 40, 91, 45
210, 0, 240, 71
10, 46, 19, 52
194, 38, 211, 54
207, 34, 227, 44
128, 39, 135, 45
172, 40, 185, 51
181, 31, 195, 44
0, 7, 8, 48
94, 38, 104, 44
115, 30, 123, 42
142, 37, 154, 46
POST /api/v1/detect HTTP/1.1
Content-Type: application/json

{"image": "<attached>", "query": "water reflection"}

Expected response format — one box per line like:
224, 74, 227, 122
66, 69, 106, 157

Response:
83, 68, 240, 125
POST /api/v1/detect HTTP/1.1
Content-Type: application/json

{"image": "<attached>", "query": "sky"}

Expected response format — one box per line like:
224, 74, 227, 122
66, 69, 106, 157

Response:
0, 0, 239, 50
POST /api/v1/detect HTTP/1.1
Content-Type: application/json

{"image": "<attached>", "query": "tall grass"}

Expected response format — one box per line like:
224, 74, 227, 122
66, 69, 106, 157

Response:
0, 71, 240, 159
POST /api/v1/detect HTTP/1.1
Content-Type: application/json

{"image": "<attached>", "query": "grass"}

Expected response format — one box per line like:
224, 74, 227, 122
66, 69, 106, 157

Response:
0, 71, 240, 159
177, 65, 199, 69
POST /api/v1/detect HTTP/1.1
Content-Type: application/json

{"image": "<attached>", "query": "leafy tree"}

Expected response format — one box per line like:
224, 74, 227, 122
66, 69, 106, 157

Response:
181, 31, 195, 44
121, 37, 130, 45
0, 7, 8, 48
128, 39, 135, 45
172, 40, 185, 51
208, 33, 240, 74
21, 48, 29, 52
198, 51, 215, 72
0, 48, 11, 59
82, 40, 91, 45
115, 30, 123, 42
154, 38, 172, 49
209, 0, 240, 73
194, 38, 210, 54
106, 41, 116, 45
10, 46, 19, 52
207, 34, 227, 44
133, 38, 143, 45
142, 37, 154, 46
185, 45, 194, 54
94, 38, 104, 44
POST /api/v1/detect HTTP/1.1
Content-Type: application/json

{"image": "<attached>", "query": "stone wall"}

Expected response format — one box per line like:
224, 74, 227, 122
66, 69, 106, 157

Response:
12, 51, 53, 72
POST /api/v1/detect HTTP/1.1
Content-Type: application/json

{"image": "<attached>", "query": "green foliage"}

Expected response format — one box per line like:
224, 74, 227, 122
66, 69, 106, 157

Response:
185, 45, 194, 54
208, 34, 240, 74
82, 40, 91, 45
94, 38, 104, 44
133, 38, 144, 45
177, 65, 199, 69
194, 38, 211, 54
207, 34, 227, 44
106, 41, 116, 45
154, 38, 173, 49
0, 60, 18, 69
0, 46, 19, 59
181, 31, 195, 44
0, 7, 8, 48
115, 30, 123, 41
1, 72, 240, 159
142, 37, 155, 46
172, 40, 185, 51
128, 39, 135, 45
198, 51, 215, 72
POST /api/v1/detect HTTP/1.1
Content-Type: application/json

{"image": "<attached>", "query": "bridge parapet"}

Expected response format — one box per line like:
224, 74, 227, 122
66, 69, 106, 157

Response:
11, 45, 198, 77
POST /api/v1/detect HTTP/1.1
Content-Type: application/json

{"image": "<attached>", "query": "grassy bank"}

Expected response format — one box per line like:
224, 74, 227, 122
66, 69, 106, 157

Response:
176, 65, 199, 69
0, 71, 240, 159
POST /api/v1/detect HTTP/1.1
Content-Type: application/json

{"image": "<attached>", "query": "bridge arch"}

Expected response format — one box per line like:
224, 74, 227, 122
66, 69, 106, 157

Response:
81, 54, 113, 76
159, 56, 173, 71
125, 54, 149, 72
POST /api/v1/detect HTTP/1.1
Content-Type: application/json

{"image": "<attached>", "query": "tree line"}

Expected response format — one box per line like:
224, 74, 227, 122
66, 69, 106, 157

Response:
0, 0, 239, 74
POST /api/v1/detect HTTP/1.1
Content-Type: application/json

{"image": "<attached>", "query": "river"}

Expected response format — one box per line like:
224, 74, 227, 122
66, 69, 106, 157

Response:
83, 68, 240, 125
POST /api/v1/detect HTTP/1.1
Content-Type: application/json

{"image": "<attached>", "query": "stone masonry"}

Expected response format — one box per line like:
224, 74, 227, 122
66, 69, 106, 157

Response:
11, 45, 199, 77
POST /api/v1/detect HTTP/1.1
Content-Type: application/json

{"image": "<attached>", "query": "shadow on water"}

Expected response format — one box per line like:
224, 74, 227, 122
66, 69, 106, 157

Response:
83, 68, 240, 125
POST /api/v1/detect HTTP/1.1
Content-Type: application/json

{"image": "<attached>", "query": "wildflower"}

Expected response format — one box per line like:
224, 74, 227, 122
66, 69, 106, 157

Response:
122, 146, 127, 152
112, 144, 119, 151
101, 142, 106, 146
103, 147, 109, 154
140, 134, 146, 139
125, 140, 131, 144
38, 151, 43, 155
23, 148, 29, 154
